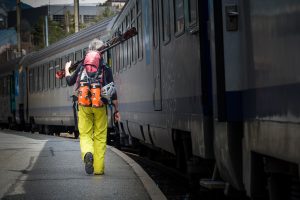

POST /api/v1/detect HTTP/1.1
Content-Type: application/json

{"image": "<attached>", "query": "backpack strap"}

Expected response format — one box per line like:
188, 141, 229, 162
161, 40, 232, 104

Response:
100, 59, 109, 86
92, 58, 107, 86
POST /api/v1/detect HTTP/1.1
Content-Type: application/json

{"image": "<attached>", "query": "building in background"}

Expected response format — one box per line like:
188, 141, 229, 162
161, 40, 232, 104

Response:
0, 28, 17, 65
0, 7, 8, 29
105, 0, 127, 9
7, 4, 118, 30
0, 1, 125, 64
49, 5, 117, 24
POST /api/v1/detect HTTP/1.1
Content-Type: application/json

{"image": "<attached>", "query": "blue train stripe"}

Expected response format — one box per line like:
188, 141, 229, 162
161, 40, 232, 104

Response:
226, 83, 300, 122
119, 96, 203, 114
29, 106, 73, 116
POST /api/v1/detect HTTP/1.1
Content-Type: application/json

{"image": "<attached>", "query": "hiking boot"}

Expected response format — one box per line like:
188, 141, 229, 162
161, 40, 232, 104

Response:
94, 171, 104, 175
84, 152, 94, 175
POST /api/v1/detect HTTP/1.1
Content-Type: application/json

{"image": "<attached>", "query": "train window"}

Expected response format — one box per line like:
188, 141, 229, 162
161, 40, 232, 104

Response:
136, 0, 143, 60
116, 32, 120, 73
43, 63, 48, 91
122, 21, 127, 70
162, 0, 171, 43
120, 25, 124, 71
131, 6, 137, 64
61, 56, 67, 87
113, 46, 116, 74
75, 50, 82, 62
188, 0, 197, 25
115, 47, 118, 73
83, 47, 88, 56
49, 61, 54, 89
34, 67, 38, 92
137, 0, 141, 13
108, 50, 112, 67
112, 47, 115, 74
102, 51, 107, 63
174, 0, 185, 35
38, 65, 43, 92
126, 14, 131, 67
137, 13, 143, 60
129, 7, 132, 22
111, 41, 115, 74
110, 48, 113, 73
113, 33, 117, 74
106, 51, 110, 63
124, 19, 128, 68
152, 0, 158, 48
55, 58, 60, 88
28, 69, 33, 93
68, 53, 74, 63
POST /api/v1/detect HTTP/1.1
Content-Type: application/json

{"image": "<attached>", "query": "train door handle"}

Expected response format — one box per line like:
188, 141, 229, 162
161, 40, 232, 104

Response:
226, 5, 239, 31
228, 11, 239, 17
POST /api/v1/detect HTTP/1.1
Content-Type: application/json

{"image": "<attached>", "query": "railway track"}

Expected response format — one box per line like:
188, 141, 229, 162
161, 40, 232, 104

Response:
121, 148, 230, 200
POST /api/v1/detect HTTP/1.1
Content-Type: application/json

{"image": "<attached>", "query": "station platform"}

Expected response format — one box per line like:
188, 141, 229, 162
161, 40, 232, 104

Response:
0, 130, 166, 200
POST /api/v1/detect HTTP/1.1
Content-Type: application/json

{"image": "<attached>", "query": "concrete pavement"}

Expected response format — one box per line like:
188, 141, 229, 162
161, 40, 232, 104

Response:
0, 130, 151, 200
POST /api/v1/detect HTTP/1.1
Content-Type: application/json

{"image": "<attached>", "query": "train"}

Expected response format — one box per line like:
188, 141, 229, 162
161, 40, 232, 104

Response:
1, 0, 300, 199
0, 17, 114, 137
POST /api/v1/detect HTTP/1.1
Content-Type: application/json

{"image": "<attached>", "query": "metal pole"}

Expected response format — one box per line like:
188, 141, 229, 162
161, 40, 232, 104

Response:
16, 0, 21, 54
74, 0, 79, 32
45, 16, 49, 47
64, 7, 70, 33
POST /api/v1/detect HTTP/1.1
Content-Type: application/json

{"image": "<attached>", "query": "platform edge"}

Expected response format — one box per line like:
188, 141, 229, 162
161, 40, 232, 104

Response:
108, 146, 168, 200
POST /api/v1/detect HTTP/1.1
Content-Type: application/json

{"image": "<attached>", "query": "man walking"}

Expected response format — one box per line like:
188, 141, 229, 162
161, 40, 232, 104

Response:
65, 38, 120, 175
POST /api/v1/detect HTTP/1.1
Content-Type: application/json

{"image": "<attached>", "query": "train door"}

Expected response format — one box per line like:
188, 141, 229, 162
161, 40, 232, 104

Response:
209, 0, 247, 191
152, 0, 162, 111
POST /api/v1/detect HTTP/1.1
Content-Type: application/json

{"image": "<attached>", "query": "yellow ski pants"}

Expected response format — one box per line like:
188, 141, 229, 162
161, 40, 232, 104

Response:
78, 105, 107, 174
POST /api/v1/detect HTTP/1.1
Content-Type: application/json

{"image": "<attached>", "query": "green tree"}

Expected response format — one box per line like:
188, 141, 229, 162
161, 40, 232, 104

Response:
88, 7, 116, 27
103, 6, 114, 18
32, 16, 45, 50
32, 16, 74, 50
31, 7, 116, 49
48, 20, 70, 44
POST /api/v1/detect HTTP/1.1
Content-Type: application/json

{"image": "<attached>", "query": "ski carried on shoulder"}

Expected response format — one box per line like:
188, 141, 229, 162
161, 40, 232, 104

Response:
55, 27, 138, 79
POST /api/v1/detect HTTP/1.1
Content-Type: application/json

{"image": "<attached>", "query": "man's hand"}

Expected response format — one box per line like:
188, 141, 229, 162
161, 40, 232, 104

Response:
65, 61, 72, 76
112, 100, 120, 122
114, 111, 121, 122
